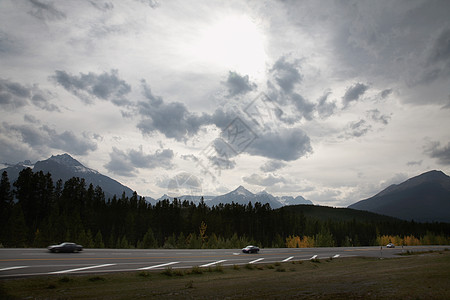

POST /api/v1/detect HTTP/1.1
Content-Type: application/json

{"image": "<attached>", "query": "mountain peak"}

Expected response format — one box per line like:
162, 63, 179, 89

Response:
49, 153, 83, 167
233, 185, 253, 196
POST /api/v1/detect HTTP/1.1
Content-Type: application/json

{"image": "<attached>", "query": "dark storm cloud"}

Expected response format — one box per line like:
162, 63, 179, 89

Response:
128, 148, 174, 169
427, 28, 450, 65
367, 109, 391, 125
421, 28, 450, 83
136, 80, 211, 141
0, 31, 17, 54
89, 1, 114, 11
316, 91, 337, 118
346, 119, 371, 138
2, 122, 97, 155
425, 141, 450, 165
0, 79, 29, 109
270, 56, 302, 93
0, 78, 59, 111
210, 107, 236, 129
342, 83, 369, 108
266, 58, 317, 123
223, 71, 256, 97
104, 148, 136, 177
260, 160, 286, 172
380, 89, 393, 99
44, 127, 97, 155
246, 128, 312, 161
24, 114, 40, 124
136, 0, 159, 8
290, 93, 315, 121
51, 69, 131, 106
104, 146, 174, 176
28, 0, 66, 21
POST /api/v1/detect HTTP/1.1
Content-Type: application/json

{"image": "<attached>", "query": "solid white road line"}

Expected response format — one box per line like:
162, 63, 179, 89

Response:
310, 255, 318, 260
200, 260, 227, 267
282, 256, 294, 262
138, 262, 179, 270
333, 254, 340, 258
50, 264, 116, 274
249, 258, 264, 264
0, 266, 28, 271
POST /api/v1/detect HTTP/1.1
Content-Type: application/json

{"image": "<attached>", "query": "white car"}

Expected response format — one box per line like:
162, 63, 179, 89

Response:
386, 243, 395, 248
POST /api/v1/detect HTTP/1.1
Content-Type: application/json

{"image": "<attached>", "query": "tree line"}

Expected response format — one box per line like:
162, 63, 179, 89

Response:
1, 168, 449, 249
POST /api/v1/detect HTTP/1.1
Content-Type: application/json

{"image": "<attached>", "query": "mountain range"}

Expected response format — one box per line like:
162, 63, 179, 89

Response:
0, 154, 312, 208
2, 154, 450, 222
349, 170, 450, 222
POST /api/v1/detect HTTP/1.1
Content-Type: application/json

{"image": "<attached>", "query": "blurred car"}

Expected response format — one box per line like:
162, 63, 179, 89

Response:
386, 243, 395, 248
48, 242, 83, 253
242, 245, 260, 253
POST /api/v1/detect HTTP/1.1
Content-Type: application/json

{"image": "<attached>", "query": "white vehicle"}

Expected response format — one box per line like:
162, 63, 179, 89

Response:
386, 243, 395, 248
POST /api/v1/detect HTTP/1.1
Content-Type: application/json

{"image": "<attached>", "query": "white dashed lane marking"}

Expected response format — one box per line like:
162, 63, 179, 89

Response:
0, 266, 28, 271
249, 258, 264, 264
282, 256, 294, 262
138, 262, 179, 270
50, 264, 116, 274
200, 260, 227, 267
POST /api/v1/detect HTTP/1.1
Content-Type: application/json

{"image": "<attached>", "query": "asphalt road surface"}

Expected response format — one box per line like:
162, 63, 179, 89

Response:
1, 245, 448, 278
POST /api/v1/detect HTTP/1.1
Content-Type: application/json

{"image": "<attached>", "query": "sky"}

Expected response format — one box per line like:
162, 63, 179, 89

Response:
0, 0, 449, 206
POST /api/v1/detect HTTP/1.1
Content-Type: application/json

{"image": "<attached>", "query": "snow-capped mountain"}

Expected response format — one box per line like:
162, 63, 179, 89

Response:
205, 185, 255, 207
279, 195, 313, 206
204, 186, 312, 208
0, 154, 135, 199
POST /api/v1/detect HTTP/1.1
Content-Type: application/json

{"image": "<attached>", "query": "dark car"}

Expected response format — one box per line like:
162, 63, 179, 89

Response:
242, 245, 260, 253
48, 242, 83, 253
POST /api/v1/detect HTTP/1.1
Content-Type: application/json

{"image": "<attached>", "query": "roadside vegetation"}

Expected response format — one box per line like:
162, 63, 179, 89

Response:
1, 169, 449, 249
1, 250, 449, 299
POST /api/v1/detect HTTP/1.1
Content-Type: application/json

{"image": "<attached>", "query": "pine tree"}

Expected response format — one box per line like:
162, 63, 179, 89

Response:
142, 228, 157, 248
0, 171, 13, 243
94, 230, 105, 248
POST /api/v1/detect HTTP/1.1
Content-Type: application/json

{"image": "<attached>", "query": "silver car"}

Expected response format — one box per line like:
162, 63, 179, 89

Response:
48, 242, 83, 253
242, 245, 260, 253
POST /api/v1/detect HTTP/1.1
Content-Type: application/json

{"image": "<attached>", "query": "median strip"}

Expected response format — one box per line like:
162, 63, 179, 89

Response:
50, 264, 116, 274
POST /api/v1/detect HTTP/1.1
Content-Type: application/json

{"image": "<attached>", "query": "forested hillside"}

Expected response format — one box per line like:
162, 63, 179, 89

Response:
1, 168, 449, 249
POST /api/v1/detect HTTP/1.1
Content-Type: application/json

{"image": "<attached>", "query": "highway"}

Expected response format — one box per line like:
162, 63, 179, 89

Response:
1, 245, 448, 278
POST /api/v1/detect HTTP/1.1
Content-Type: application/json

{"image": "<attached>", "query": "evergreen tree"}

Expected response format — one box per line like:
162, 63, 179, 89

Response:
94, 230, 105, 248
0, 171, 13, 243
142, 228, 157, 248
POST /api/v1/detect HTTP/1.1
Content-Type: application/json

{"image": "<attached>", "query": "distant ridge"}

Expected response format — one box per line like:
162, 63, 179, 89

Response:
349, 170, 450, 222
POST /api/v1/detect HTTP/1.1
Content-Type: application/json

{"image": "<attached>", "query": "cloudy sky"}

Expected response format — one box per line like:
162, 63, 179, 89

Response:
1, 0, 449, 206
